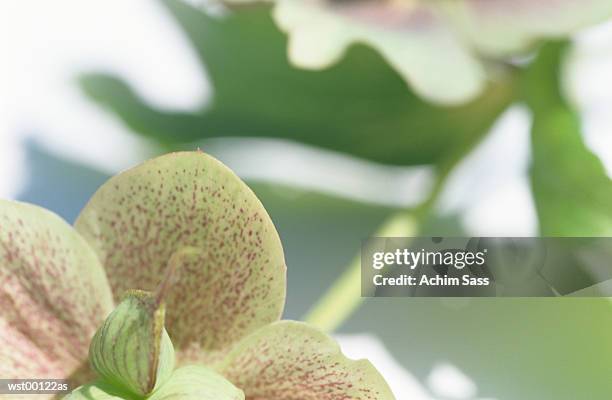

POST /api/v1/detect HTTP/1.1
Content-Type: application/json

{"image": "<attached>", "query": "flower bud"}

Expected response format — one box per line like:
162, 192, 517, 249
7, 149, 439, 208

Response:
88, 290, 175, 397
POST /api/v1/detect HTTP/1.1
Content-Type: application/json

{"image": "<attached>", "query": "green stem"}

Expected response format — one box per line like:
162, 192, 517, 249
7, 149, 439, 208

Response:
304, 107, 522, 331
303, 214, 417, 332
303, 161, 458, 332
303, 73, 520, 332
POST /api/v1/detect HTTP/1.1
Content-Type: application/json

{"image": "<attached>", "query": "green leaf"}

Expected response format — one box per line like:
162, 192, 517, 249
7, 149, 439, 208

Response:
89, 290, 175, 397
75, 151, 286, 366
80, 1, 515, 167
0, 200, 114, 384
147, 366, 244, 400
525, 42, 612, 236
218, 321, 395, 400
531, 110, 612, 236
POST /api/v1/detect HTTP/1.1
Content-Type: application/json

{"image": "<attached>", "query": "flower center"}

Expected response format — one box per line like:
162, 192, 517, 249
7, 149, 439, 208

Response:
82, 248, 201, 399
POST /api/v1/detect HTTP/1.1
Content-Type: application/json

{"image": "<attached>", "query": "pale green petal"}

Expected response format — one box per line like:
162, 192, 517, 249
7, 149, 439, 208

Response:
0, 200, 114, 383
89, 291, 175, 397
63, 381, 131, 400
443, 0, 612, 56
148, 366, 244, 400
75, 152, 286, 366
219, 321, 395, 400
274, 0, 352, 69
156, 330, 176, 392
273, 0, 485, 104
271, 0, 612, 103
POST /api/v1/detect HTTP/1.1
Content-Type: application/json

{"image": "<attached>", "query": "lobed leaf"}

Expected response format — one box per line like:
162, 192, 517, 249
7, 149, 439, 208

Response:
80, 1, 514, 167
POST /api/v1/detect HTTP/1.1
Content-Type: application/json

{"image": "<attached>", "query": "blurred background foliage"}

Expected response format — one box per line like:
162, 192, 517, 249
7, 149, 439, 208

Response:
7, 0, 612, 398
80, 1, 514, 169
525, 43, 612, 237
80, 0, 612, 238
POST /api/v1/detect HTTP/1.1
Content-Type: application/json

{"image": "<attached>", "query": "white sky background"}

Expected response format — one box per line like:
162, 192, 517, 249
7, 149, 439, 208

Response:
0, 0, 207, 191
0, 2, 611, 398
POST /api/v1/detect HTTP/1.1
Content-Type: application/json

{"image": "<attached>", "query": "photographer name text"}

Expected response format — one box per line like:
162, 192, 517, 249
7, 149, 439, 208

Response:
371, 249, 490, 288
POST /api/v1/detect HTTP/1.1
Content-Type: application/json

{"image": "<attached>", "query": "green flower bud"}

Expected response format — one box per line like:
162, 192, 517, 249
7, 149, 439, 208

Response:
88, 290, 175, 397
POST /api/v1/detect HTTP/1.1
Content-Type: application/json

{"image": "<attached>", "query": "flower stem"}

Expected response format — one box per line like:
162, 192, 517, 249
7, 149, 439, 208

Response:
302, 71, 520, 333
303, 139, 485, 332
303, 214, 417, 332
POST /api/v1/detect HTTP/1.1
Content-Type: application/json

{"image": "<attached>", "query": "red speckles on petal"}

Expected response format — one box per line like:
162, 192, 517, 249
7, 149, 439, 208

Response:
74, 152, 287, 367
0, 200, 114, 387
219, 321, 395, 400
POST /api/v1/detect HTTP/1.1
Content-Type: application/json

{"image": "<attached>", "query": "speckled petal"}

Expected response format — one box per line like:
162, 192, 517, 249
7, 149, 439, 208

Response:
218, 321, 395, 400
74, 152, 286, 366
444, 0, 612, 55
0, 200, 114, 384
273, 0, 485, 104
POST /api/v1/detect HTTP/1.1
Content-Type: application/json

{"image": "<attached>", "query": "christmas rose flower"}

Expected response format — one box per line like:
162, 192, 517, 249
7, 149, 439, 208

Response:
246, 0, 612, 104
0, 152, 394, 400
